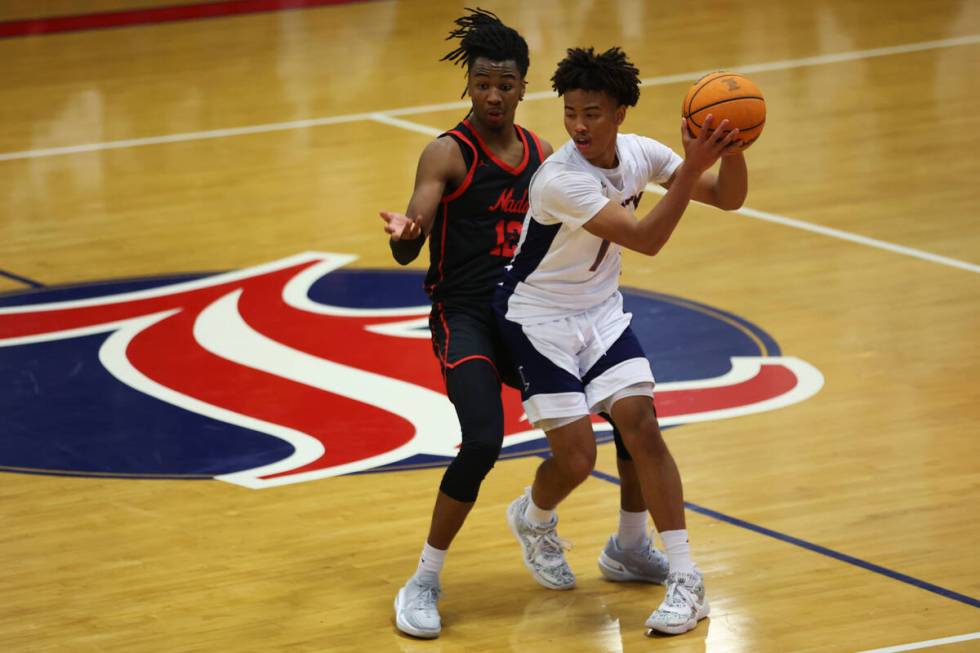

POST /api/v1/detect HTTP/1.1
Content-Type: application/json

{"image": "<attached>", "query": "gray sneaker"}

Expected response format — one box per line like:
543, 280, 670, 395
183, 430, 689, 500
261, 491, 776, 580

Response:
645, 569, 710, 635
506, 489, 576, 590
598, 534, 669, 584
394, 572, 441, 638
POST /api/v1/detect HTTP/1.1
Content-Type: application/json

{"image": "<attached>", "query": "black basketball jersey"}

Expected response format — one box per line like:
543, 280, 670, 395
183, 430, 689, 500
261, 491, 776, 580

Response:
424, 119, 545, 312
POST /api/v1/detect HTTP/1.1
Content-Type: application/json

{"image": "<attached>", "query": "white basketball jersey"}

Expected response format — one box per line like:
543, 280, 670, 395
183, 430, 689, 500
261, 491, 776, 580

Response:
499, 133, 682, 324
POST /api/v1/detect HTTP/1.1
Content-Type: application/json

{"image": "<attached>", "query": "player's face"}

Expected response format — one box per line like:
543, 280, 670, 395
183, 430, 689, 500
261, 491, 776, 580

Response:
466, 57, 525, 131
563, 89, 626, 168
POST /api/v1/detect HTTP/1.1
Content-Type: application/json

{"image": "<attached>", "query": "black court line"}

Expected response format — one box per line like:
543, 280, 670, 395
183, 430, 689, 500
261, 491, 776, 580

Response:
0, 269, 44, 288
586, 465, 979, 609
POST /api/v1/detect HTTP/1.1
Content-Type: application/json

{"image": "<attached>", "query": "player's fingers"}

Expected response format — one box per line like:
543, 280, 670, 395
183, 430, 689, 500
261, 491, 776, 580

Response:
681, 117, 691, 138
711, 119, 731, 142
700, 114, 714, 136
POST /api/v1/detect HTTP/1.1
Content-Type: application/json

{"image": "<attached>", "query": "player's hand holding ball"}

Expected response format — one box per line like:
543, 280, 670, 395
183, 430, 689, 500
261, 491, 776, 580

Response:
680, 113, 738, 174
683, 71, 766, 153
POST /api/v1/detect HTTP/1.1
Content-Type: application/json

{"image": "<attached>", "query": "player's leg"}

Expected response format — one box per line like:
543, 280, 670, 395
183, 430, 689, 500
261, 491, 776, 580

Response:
494, 309, 591, 590
594, 426, 669, 585
607, 422, 645, 512
531, 415, 598, 508
395, 311, 504, 638
609, 394, 709, 635
581, 306, 705, 632
601, 413, 667, 583
607, 395, 686, 537
507, 415, 594, 590
581, 302, 669, 584
430, 356, 506, 544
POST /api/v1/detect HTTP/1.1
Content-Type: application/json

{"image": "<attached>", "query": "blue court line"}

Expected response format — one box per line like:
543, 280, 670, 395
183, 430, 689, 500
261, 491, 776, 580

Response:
0, 269, 44, 288
587, 467, 979, 609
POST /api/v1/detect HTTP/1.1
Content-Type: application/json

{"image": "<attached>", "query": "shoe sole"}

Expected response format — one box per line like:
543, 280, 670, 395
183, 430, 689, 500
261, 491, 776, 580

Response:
644, 599, 711, 636
506, 499, 575, 591
393, 589, 440, 639
597, 552, 667, 584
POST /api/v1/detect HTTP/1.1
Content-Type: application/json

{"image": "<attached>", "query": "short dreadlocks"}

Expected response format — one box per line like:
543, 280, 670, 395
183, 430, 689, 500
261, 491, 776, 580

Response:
551, 47, 641, 107
441, 7, 530, 85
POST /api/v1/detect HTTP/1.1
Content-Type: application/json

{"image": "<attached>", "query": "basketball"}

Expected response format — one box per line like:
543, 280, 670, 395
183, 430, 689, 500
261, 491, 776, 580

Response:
683, 71, 766, 149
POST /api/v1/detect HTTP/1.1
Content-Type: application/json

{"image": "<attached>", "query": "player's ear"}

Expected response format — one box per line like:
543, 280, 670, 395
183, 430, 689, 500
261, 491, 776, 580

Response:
615, 105, 626, 126
520, 79, 526, 101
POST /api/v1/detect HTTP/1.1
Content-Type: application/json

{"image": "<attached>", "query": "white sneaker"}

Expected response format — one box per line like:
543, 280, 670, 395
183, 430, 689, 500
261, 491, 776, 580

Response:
598, 534, 669, 584
645, 569, 710, 635
394, 572, 441, 638
506, 488, 575, 590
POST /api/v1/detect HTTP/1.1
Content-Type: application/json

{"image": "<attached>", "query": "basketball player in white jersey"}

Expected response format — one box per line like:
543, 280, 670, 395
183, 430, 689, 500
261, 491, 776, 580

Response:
493, 47, 748, 636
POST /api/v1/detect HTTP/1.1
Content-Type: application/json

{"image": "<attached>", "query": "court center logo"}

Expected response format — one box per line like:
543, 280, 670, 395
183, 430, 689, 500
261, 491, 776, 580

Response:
0, 252, 822, 489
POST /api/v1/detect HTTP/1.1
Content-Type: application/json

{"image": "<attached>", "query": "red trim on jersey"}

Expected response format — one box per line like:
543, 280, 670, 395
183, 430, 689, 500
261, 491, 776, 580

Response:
442, 130, 478, 203
430, 306, 500, 382
435, 202, 449, 294
436, 303, 451, 384
463, 119, 530, 176
527, 128, 546, 161
434, 130, 476, 296
445, 355, 501, 381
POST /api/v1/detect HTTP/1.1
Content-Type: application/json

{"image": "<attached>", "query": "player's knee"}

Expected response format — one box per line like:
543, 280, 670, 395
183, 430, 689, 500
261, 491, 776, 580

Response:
555, 447, 596, 484
621, 421, 668, 460
461, 437, 502, 475
439, 439, 502, 502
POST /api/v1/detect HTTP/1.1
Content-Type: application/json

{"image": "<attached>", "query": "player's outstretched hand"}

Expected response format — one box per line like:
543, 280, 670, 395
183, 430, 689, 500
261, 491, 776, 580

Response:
681, 114, 740, 172
380, 211, 423, 241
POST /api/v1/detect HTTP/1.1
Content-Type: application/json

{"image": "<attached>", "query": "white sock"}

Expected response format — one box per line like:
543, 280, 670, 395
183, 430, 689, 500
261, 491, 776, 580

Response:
524, 494, 555, 527
415, 542, 446, 578
660, 529, 695, 574
617, 509, 648, 550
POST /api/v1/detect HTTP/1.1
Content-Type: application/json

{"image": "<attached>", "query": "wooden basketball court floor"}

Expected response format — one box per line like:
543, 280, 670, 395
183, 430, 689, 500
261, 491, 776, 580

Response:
0, 1, 978, 651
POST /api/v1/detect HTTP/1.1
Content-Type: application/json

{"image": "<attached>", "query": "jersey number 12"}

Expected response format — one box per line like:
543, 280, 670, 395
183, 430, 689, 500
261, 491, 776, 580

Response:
492, 219, 524, 257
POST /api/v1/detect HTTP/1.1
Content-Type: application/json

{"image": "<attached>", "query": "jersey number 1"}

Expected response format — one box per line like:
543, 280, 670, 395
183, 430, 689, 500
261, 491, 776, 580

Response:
589, 239, 610, 271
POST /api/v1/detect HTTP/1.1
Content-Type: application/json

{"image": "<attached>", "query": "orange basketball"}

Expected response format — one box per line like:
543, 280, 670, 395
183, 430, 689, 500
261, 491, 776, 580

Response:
683, 71, 766, 149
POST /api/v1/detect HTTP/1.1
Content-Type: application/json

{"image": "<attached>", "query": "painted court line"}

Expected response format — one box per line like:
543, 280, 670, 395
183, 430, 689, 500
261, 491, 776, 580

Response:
0, 0, 368, 38
641, 184, 980, 274
853, 631, 980, 653
0, 269, 44, 288
373, 114, 980, 276
588, 467, 980, 610
373, 112, 980, 277
1, 34, 977, 162
0, 113, 379, 162
368, 113, 441, 138
735, 205, 980, 274
3, 35, 977, 276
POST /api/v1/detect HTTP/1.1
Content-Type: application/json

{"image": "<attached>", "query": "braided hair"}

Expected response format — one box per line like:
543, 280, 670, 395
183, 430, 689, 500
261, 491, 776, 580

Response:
441, 7, 530, 87
551, 47, 641, 107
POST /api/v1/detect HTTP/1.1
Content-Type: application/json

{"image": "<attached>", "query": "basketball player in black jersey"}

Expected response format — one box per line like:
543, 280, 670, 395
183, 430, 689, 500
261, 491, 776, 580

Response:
380, 9, 668, 639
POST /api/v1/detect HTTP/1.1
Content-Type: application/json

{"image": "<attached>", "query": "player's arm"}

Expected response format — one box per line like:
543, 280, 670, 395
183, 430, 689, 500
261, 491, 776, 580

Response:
584, 116, 736, 256
380, 137, 465, 265
664, 117, 748, 210
539, 137, 555, 159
